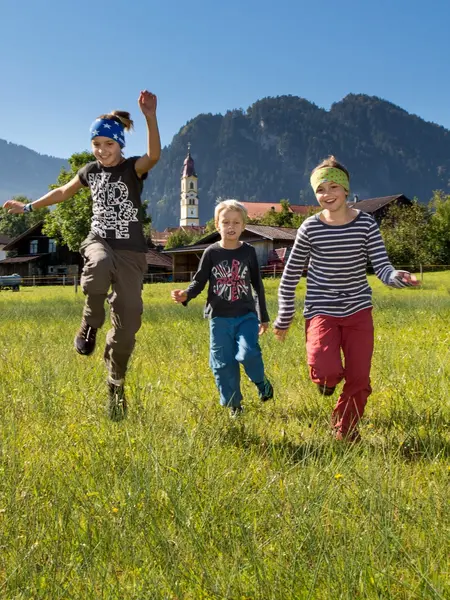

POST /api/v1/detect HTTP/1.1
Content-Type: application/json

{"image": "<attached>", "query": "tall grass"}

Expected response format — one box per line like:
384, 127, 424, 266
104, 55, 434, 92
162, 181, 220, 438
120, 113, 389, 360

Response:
0, 273, 449, 599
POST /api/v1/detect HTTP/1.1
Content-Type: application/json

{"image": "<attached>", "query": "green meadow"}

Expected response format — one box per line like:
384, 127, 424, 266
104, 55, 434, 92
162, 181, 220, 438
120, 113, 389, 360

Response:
0, 273, 449, 599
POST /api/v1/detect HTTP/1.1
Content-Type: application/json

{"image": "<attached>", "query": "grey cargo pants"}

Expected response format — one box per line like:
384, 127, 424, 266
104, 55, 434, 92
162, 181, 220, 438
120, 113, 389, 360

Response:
80, 236, 147, 382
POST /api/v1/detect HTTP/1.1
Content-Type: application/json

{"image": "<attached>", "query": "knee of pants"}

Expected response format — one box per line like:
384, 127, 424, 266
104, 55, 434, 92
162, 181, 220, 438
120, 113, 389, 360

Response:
111, 305, 143, 334
236, 343, 261, 363
309, 365, 344, 387
108, 326, 138, 355
81, 256, 112, 295
209, 345, 238, 372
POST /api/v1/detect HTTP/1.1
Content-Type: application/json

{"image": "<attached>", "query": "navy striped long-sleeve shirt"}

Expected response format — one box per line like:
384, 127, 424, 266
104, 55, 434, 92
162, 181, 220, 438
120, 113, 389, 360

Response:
274, 211, 408, 329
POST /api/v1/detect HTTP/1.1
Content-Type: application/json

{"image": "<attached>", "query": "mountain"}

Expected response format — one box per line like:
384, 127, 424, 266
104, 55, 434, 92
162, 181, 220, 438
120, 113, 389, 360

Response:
0, 139, 67, 202
144, 94, 450, 229
2, 94, 450, 230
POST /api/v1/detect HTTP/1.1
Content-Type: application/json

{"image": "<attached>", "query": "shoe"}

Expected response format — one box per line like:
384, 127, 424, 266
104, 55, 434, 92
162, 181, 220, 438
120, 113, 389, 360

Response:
107, 381, 127, 422
334, 429, 361, 443
257, 376, 274, 402
316, 383, 336, 396
74, 318, 97, 356
230, 406, 244, 418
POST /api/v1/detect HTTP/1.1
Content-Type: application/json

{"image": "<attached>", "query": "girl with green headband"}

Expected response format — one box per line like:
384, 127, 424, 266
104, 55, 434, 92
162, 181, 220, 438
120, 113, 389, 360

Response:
273, 156, 419, 442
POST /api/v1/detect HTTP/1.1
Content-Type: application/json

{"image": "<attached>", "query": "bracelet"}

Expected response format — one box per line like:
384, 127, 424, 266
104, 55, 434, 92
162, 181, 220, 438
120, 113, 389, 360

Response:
23, 203, 33, 213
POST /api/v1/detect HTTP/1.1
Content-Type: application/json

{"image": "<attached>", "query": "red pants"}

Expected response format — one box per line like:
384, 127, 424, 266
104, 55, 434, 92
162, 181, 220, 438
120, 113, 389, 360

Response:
305, 308, 374, 435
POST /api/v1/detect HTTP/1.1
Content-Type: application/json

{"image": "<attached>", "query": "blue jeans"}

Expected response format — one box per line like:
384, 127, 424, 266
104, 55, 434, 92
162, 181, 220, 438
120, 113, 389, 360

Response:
209, 313, 265, 408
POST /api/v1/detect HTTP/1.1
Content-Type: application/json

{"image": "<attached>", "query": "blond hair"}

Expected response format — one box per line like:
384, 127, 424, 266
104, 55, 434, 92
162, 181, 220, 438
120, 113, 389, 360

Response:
97, 110, 134, 132
214, 199, 248, 225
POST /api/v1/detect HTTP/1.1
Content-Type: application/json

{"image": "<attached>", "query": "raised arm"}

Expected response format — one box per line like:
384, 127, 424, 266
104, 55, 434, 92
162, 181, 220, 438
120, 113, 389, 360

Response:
3, 175, 83, 213
135, 90, 161, 178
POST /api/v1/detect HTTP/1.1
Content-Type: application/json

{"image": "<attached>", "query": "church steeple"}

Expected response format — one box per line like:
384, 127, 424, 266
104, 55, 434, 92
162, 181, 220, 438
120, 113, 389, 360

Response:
180, 143, 199, 226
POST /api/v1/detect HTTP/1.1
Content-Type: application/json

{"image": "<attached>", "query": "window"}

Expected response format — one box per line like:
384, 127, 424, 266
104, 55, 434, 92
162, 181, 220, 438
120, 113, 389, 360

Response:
48, 239, 57, 253
30, 240, 38, 254
189, 182, 194, 190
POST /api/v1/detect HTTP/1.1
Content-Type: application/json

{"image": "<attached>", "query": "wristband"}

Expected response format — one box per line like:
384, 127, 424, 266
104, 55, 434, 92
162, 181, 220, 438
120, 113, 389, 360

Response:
23, 203, 34, 213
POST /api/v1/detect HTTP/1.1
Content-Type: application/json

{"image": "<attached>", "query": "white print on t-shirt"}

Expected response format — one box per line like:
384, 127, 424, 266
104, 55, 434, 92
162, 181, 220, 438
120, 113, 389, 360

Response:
88, 172, 139, 239
212, 259, 249, 302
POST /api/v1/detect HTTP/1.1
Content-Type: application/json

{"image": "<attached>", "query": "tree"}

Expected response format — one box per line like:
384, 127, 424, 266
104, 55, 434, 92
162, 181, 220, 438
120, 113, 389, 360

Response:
258, 199, 314, 228
42, 152, 95, 251
0, 196, 49, 239
165, 229, 202, 249
204, 217, 216, 234
380, 200, 435, 269
428, 191, 450, 264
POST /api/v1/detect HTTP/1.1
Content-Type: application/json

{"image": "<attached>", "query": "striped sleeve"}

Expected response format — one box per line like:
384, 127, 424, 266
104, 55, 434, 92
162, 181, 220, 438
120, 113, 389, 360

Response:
274, 224, 311, 329
366, 219, 407, 289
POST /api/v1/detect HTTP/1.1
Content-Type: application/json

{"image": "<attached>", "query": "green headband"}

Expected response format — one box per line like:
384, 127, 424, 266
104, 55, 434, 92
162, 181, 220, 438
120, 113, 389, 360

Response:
310, 167, 350, 193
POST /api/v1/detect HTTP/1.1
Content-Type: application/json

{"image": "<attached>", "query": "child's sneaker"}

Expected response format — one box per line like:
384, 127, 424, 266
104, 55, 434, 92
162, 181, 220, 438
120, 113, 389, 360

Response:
74, 318, 97, 356
230, 406, 244, 418
257, 376, 274, 402
316, 383, 336, 396
107, 381, 127, 422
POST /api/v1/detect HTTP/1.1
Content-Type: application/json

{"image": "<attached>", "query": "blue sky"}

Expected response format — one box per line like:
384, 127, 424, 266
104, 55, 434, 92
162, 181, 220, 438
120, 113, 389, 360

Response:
1, 0, 449, 159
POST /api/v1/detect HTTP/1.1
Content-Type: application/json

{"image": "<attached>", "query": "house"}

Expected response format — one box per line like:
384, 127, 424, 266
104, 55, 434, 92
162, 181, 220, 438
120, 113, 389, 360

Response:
144, 248, 173, 282
164, 224, 298, 281
240, 201, 316, 220
0, 234, 12, 261
240, 196, 412, 223
0, 222, 81, 279
352, 194, 412, 223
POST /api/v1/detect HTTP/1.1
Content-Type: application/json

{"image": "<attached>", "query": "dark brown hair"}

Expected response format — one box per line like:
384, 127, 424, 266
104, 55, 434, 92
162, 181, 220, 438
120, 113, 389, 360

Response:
311, 155, 350, 180
98, 110, 134, 132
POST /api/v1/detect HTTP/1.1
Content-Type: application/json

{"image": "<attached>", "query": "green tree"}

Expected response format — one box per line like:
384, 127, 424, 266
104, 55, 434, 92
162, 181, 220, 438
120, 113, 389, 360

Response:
0, 196, 49, 239
259, 199, 292, 226
204, 217, 216, 234
42, 152, 95, 251
257, 199, 315, 228
428, 191, 450, 264
380, 200, 435, 269
165, 229, 202, 249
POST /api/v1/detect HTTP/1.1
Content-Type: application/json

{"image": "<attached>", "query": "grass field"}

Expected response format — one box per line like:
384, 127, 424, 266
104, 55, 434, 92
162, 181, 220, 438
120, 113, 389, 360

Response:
0, 273, 449, 599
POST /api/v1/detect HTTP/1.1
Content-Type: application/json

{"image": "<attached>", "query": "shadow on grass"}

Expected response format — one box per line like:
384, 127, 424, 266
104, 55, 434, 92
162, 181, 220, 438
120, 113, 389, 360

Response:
398, 432, 450, 460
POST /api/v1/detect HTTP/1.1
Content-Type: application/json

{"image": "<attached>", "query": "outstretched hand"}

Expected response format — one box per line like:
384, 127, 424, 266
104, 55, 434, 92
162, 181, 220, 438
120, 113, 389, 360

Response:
138, 90, 157, 118
273, 327, 289, 342
259, 322, 269, 336
3, 200, 26, 214
395, 270, 420, 286
171, 289, 188, 304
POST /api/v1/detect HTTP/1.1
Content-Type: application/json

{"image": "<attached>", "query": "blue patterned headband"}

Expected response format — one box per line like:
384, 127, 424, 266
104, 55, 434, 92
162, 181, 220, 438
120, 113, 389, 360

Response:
90, 118, 126, 148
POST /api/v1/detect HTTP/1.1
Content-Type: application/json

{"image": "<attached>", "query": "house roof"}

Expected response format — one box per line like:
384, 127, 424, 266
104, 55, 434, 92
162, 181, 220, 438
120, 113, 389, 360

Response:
240, 201, 316, 219
145, 249, 172, 268
289, 205, 318, 215
0, 254, 48, 264
2, 221, 45, 251
164, 224, 298, 254
354, 194, 411, 213
245, 224, 298, 240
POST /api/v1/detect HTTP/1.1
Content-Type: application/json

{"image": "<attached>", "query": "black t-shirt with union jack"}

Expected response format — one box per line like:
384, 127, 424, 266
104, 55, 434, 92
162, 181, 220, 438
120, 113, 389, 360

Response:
184, 242, 270, 322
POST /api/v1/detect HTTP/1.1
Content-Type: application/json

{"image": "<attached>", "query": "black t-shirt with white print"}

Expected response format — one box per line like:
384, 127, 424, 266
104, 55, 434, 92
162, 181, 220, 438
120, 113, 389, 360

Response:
78, 157, 148, 252
184, 242, 270, 322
